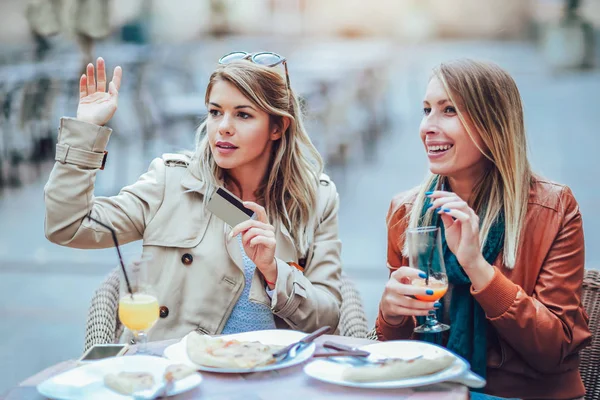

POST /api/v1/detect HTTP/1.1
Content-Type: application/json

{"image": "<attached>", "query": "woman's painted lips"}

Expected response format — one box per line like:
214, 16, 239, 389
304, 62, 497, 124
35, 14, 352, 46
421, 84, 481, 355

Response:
215, 141, 238, 154
427, 143, 454, 159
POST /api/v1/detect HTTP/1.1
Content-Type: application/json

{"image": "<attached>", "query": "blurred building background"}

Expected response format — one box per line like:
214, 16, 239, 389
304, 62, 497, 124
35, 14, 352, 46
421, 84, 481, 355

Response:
0, 0, 599, 394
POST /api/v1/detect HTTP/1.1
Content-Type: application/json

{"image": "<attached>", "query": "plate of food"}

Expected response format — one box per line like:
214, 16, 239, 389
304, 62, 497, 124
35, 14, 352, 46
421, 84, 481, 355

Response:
303, 340, 469, 389
163, 329, 317, 373
37, 355, 202, 399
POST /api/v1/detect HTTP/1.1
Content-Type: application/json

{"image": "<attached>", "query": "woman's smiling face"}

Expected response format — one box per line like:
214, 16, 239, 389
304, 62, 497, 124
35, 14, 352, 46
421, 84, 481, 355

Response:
419, 76, 487, 179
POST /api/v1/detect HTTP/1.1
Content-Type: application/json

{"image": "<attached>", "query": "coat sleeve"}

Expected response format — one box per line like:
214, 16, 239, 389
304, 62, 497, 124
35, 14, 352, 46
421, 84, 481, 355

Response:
472, 187, 591, 374
270, 178, 342, 332
44, 117, 166, 249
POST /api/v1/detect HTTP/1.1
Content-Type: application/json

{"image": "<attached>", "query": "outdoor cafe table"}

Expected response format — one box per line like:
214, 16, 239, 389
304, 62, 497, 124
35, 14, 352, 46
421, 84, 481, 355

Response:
4, 335, 469, 399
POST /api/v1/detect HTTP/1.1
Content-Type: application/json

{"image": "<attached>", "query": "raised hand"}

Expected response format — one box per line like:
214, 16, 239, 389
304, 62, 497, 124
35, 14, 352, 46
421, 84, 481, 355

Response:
77, 57, 122, 126
229, 202, 278, 287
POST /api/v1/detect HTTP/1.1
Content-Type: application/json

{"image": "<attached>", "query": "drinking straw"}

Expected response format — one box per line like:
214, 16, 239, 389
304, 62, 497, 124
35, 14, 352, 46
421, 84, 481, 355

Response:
85, 214, 134, 297
426, 180, 445, 285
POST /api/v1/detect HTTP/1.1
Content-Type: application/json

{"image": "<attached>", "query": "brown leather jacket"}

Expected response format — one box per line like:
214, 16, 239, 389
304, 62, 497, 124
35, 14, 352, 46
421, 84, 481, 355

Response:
376, 178, 591, 399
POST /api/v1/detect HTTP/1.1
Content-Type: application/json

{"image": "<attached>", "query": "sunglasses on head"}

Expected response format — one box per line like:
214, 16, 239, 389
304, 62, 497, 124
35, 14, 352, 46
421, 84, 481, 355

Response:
218, 51, 291, 92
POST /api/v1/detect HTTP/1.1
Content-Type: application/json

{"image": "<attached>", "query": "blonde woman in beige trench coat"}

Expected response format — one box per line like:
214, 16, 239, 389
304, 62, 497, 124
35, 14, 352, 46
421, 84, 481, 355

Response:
44, 55, 342, 341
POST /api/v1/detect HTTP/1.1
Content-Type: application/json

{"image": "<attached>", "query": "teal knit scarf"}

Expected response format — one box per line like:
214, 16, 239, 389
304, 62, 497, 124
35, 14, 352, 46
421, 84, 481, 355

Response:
417, 177, 505, 380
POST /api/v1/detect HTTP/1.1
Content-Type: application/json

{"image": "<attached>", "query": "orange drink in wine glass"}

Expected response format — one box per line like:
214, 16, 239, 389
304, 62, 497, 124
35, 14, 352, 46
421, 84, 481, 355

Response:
406, 226, 450, 334
412, 276, 448, 302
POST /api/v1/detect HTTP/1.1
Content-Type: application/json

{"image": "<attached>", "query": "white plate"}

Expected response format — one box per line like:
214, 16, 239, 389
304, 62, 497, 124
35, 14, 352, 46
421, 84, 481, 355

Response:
303, 340, 469, 389
37, 355, 203, 400
164, 329, 316, 373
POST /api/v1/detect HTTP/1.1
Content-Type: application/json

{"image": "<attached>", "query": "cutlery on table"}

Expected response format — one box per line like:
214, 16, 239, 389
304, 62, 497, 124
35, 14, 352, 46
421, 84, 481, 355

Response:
319, 341, 423, 365
272, 325, 331, 362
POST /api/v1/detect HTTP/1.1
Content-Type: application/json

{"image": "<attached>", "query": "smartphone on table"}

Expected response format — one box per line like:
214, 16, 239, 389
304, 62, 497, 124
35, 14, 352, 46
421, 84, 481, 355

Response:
78, 344, 129, 364
206, 186, 254, 227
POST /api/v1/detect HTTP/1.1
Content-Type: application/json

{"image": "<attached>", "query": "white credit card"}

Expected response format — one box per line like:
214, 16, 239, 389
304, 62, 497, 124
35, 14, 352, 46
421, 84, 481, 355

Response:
206, 186, 254, 227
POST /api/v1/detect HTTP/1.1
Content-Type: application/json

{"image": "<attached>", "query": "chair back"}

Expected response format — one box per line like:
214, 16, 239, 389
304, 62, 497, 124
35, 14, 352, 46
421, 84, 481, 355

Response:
84, 268, 122, 352
338, 274, 369, 338
581, 269, 600, 400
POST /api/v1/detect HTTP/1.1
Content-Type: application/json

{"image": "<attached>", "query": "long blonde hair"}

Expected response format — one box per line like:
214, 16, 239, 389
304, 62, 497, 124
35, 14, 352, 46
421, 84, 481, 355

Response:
189, 60, 324, 255
407, 59, 532, 268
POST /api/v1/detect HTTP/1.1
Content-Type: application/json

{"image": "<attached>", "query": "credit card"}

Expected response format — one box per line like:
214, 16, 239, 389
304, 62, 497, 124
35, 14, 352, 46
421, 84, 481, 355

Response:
206, 186, 254, 227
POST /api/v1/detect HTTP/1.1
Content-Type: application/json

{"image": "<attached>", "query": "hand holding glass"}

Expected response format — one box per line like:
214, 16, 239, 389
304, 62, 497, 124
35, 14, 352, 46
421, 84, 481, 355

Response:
407, 226, 450, 333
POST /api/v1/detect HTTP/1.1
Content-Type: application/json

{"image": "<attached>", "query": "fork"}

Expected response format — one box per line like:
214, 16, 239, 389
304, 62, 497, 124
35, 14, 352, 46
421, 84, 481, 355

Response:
321, 341, 423, 366
272, 325, 331, 362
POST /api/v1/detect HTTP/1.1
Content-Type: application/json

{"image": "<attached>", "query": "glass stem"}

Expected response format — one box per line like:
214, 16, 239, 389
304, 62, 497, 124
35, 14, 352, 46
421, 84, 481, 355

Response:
426, 314, 439, 326
134, 331, 148, 354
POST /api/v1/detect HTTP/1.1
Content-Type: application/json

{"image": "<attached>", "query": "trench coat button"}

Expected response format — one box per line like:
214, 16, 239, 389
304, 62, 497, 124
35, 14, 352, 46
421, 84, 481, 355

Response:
159, 306, 169, 318
181, 253, 193, 265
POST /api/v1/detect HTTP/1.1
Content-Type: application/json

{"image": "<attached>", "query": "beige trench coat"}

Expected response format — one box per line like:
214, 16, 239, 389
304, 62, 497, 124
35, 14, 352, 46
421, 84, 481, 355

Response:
44, 118, 343, 341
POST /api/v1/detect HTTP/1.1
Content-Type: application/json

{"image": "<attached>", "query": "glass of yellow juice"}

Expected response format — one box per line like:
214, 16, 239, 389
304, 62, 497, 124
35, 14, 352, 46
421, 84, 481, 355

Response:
118, 253, 159, 354
407, 226, 450, 334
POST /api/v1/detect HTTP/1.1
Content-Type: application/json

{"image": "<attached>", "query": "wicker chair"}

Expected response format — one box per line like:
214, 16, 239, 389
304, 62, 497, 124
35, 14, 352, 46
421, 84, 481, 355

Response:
338, 274, 369, 338
84, 268, 123, 352
84, 269, 369, 352
581, 269, 600, 400
366, 327, 378, 341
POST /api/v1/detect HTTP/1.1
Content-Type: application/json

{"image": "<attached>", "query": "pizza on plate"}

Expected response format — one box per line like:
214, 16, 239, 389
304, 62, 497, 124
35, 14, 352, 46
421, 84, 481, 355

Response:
185, 331, 286, 369
104, 371, 154, 395
342, 349, 456, 383
165, 363, 197, 380
104, 364, 196, 395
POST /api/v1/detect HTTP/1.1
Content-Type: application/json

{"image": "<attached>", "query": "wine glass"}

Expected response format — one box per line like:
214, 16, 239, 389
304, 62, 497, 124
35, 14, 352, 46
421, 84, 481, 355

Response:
118, 253, 159, 354
406, 226, 450, 333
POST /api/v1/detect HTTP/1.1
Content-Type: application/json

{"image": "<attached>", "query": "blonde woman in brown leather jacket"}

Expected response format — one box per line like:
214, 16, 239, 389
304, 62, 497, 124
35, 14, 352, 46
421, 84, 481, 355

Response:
377, 59, 591, 399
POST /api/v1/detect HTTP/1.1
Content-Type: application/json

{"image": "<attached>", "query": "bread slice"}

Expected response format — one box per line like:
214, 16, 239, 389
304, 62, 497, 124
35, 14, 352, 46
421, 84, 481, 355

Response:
185, 332, 285, 369
165, 363, 197, 380
104, 371, 155, 395
342, 351, 455, 383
